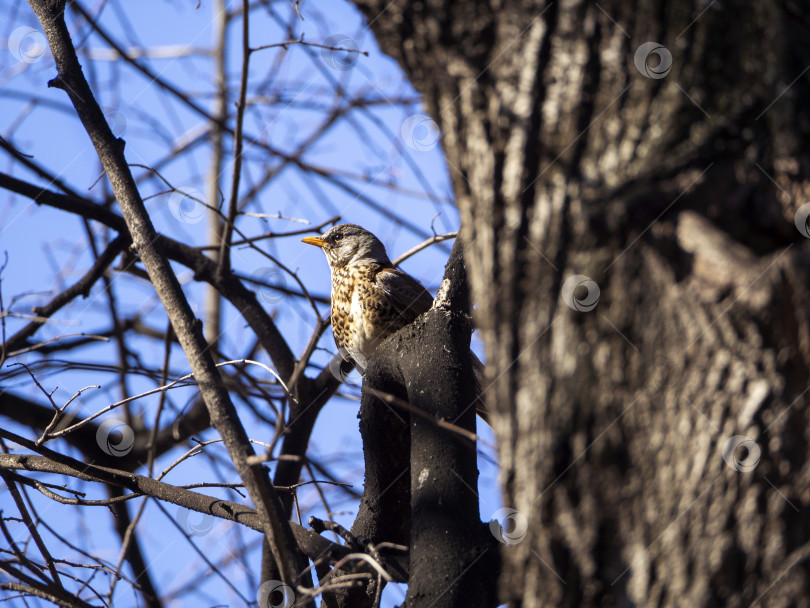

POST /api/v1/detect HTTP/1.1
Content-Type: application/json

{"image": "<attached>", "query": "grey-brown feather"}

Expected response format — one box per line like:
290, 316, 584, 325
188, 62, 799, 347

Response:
329, 262, 433, 373
376, 267, 434, 323
308, 223, 489, 422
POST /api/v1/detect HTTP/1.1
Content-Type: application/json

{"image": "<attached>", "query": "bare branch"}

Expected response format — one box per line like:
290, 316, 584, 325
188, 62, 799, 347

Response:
0, 447, 408, 582
2, 236, 126, 354
26, 0, 300, 583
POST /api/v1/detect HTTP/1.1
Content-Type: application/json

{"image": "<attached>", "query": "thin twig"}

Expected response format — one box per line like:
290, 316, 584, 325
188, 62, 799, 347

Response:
1, 473, 63, 587
364, 386, 478, 444
252, 36, 369, 58
216, 0, 252, 281
392, 231, 458, 266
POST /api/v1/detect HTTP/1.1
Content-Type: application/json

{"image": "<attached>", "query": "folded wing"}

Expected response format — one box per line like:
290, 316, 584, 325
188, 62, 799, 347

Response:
376, 266, 434, 323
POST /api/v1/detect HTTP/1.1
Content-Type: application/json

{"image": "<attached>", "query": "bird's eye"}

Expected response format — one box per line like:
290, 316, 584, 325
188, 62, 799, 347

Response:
333, 233, 343, 241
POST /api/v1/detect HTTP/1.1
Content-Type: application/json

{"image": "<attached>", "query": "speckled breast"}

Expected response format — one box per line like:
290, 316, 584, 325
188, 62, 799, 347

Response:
330, 264, 404, 358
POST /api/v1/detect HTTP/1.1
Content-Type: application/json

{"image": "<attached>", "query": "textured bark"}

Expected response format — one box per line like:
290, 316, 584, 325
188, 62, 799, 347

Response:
399, 242, 499, 607
26, 0, 301, 587
344, 240, 500, 608
0, 443, 409, 580
352, 1, 810, 606
333, 350, 412, 608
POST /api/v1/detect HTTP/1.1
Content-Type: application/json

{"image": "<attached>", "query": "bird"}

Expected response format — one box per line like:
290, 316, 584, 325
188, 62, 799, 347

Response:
302, 223, 488, 423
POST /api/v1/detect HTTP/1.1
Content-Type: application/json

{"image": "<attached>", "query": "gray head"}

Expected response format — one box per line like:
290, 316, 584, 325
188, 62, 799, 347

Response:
301, 224, 391, 268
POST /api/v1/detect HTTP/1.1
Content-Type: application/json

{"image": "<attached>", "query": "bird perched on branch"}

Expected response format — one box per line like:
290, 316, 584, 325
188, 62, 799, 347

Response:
302, 224, 488, 423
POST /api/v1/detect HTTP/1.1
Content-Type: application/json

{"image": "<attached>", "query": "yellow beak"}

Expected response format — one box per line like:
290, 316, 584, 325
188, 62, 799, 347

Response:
301, 236, 326, 248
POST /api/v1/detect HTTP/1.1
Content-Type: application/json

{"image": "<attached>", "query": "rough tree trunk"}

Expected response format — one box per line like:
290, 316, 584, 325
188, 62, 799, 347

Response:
353, 1, 810, 606
344, 240, 499, 608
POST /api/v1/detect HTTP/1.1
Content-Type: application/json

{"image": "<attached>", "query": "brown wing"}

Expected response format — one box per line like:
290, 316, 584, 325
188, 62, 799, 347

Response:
376, 266, 434, 324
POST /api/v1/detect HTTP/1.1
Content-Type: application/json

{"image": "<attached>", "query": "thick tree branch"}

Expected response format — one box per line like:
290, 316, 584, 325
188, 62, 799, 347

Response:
0, 435, 407, 582
399, 239, 498, 607
343, 238, 499, 608
105, 484, 162, 608
0, 171, 297, 380
3, 236, 126, 356
26, 0, 299, 583
1, 472, 63, 589
0, 582, 95, 608
0, 172, 347, 587
69, 0, 438, 244
0, 388, 209, 473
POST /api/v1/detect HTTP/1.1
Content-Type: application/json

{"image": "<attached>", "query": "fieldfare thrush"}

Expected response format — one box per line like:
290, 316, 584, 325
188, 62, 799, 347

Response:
302, 224, 488, 422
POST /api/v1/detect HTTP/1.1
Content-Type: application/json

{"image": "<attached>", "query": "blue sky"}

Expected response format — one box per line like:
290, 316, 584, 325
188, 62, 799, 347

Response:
0, 1, 500, 606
